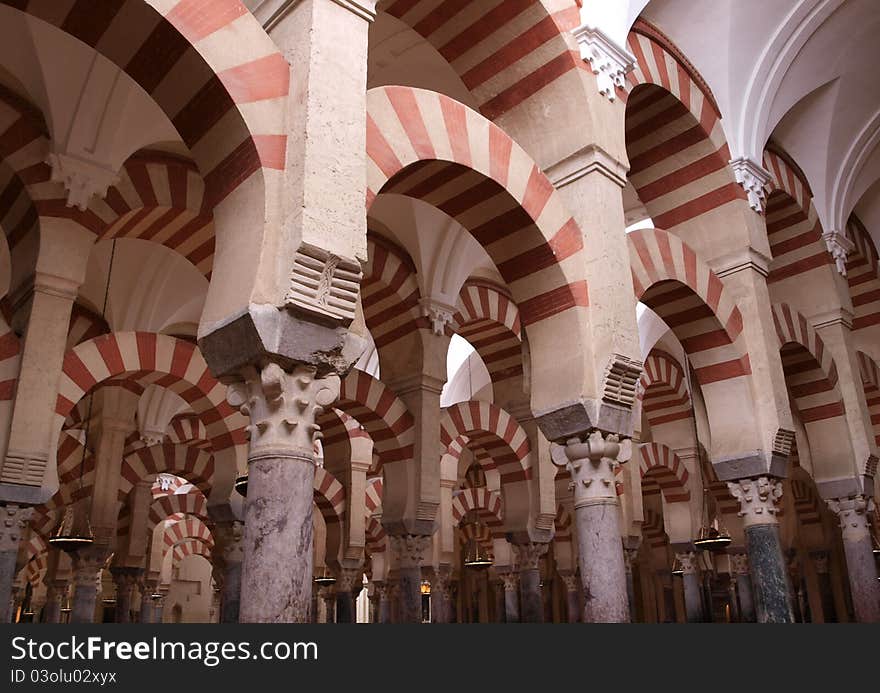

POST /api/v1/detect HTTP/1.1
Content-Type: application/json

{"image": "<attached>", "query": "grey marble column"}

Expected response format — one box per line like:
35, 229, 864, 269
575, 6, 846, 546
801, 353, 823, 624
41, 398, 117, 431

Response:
227, 364, 340, 623
499, 570, 519, 623
624, 548, 639, 622
810, 551, 837, 622
368, 588, 380, 623
827, 495, 880, 623
492, 578, 505, 623
0, 504, 31, 623
560, 573, 580, 623
512, 543, 547, 623
377, 582, 391, 623
431, 568, 451, 623
334, 567, 361, 623
675, 551, 704, 622
70, 551, 105, 624
318, 587, 335, 623
43, 581, 66, 624
554, 433, 631, 622
110, 567, 141, 623
152, 592, 167, 623
728, 477, 794, 623
730, 553, 756, 622
388, 535, 431, 623
214, 521, 244, 624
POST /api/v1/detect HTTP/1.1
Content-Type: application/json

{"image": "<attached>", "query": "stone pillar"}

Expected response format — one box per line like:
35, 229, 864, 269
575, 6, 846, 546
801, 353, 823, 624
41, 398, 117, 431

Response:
827, 495, 880, 623
152, 591, 167, 623
139, 580, 157, 624
227, 364, 340, 623
499, 571, 519, 623
730, 553, 756, 622
810, 551, 837, 622
318, 586, 335, 623
213, 521, 244, 624
43, 580, 66, 624
368, 584, 380, 623
624, 548, 639, 623
110, 567, 141, 624
335, 567, 361, 623
675, 551, 704, 623
0, 504, 30, 623
727, 477, 795, 622
70, 550, 106, 624
388, 535, 431, 623
431, 567, 451, 624
376, 582, 391, 624
560, 573, 580, 623
557, 432, 631, 622
512, 543, 547, 623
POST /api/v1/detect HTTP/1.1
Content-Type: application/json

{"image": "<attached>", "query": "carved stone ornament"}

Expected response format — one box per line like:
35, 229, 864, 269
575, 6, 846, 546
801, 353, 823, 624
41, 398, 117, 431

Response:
826, 494, 874, 542
623, 548, 639, 573
560, 573, 579, 592
389, 534, 432, 569
46, 151, 119, 212
1, 450, 48, 487
572, 24, 635, 101
730, 157, 772, 213
227, 363, 340, 462
773, 428, 796, 458
675, 551, 699, 576
821, 230, 854, 277
602, 354, 643, 409
214, 520, 245, 564
419, 298, 455, 337
0, 504, 32, 553
552, 431, 632, 508
729, 553, 749, 576
810, 551, 830, 575
726, 476, 783, 527
512, 542, 548, 571
499, 571, 519, 591
337, 567, 363, 592
284, 243, 361, 326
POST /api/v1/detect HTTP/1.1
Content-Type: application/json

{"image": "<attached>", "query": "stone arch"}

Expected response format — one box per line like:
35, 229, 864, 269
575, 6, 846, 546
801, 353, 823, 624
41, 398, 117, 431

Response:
147, 490, 208, 534
367, 84, 591, 419
847, 216, 880, 331
856, 351, 880, 447
66, 304, 110, 350
119, 443, 215, 501
451, 486, 504, 538
163, 516, 213, 552
639, 349, 691, 428
170, 538, 212, 567
452, 280, 523, 383
638, 443, 690, 503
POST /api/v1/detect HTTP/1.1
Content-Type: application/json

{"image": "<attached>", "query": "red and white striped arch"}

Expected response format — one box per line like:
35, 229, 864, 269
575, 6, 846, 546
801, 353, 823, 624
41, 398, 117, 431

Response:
857, 351, 880, 447
148, 490, 208, 533
366, 85, 588, 330
452, 281, 523, 383
55, 332, 246, 466
451, 487, 504, 538
66, 304, 110, 350
170, 538, 212, 567
0, 310, 20, 403
167, 413, 210, 449
362, 234, 424, 349
642, 507, 668, 549
771, 303, 845, 425
163, 516, 213, 551
639, 349, 691, 428
314, 467, 345, 528
638, 443, 690, 503
625, 22, 744, 231
628, 228, 750, 385
847, 216, 880, 331
376, 1, 582, 121
791, 477, 823, 526
0, 0, 288, 209
440, 400, 530, 485
337, 369, 414, 469
365, 476, 386, 553
320, 408, 373, 463
119, 443, 214, 502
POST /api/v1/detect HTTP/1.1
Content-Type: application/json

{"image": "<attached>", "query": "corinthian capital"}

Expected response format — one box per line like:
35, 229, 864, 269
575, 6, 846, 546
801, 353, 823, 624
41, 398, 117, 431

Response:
727, 476, 783, 527
512, 542, 548, 571
227, 363, 340, 462
826, 494, 874, 542
0, 504, 32, 553
213, 520, 245, 564
388, 534, 432, 570
552, 431, 632, 507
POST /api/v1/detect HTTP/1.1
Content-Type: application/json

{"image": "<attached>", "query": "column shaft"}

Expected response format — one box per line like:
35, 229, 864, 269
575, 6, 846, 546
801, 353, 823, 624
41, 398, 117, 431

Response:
828, 496, 880, 623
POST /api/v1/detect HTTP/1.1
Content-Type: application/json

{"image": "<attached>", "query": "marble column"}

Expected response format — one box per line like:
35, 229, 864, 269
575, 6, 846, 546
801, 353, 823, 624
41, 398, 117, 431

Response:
560, 573, 580, 623
139, 580, 156, 624
827, 495, 880, 623
368, 585, 380, 623
727, 477, 795, 622
556, 432, 631, 622
335, 567, 361, 623
110, 567, 141, 624
70, 550, 106, 624
492, 578, 505, 623
318, 587, 335, 623
152, 591, 167, 623
431, 567, 451, 623
0, 504, 30, 623
214, 521, 244, 623
228, 364, 340, 623
675, 551, 704, 622
499, 570, 519, 623
377, 582, 391, 624
43, 580, 67, 624
730, 553, 756, 622
810, 551, 837, 622
624, 548, 639, 622
513, 543, 547, 623
388, 535, 431, 623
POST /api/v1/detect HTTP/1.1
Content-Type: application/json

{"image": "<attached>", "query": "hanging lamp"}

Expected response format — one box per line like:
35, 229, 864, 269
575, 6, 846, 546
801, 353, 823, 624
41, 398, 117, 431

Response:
463, 536, 493, 569
233, 473, 248, 497
314, 566, 336, 587
671, 554, 684, 576
51, 241, 118, 553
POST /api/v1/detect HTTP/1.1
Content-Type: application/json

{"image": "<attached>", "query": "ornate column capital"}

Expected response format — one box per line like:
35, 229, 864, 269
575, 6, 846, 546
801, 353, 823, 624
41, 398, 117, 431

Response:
227, 363, 340, 463
826, 494, 874, 542
821, 230, 854, 276
499, 571, 519, 592
46, 151, 119, 212
674, 551, 699, 576
730, 157, 772, 213
511, 542, 548, 571
727, 476, 783, 527
552, 431, 632, 508
212, 520, 245, 564
419, 298, 455, 337
623, 548, 639, 574
110, 567, 142, 589
809, 551, 830, 575
560, 573, 579, 593
336, 566, 363, 593
730, 553, 750, 576
573, 24, 635, 101
0, 504, 32, 553
388, 534, 432, 570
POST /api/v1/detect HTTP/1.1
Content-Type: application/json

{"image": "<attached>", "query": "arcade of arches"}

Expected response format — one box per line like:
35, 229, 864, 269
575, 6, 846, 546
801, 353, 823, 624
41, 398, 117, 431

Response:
0, 0, 878, 625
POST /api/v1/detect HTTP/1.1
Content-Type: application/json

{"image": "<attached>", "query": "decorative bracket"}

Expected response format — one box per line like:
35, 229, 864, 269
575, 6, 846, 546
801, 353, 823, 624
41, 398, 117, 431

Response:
821, 230, 854, 276
572, 24, 635, 101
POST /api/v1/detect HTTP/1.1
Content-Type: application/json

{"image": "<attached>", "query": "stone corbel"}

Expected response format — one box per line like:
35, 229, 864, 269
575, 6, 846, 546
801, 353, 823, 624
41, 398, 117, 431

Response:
573, 24, 635, 101
46, 151, 119, 212
821, 230, 854, 276
730, 157, 772, 213
419, 298, 455, 337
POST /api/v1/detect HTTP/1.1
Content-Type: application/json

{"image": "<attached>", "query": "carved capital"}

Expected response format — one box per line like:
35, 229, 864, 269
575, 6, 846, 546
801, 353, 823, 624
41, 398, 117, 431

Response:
213, 520, 245, 564
560, 573, 578, 592
284, 243, 361, 327
573, 24, 635, 101
821, 230, 854, 276
623, 548, 639, 574
512, 542, 548, 571
730, 157, 772, 213
729, 553, 750, 576
809, 551, 830, 575
727, 476, 783, 527
388, 534, 431, 570
336, 566, 363, 592
675, 551, 699, 576
227, 363, 340, 462
419, 298, 455, 337
552, 431, 631, 507
46, 151, 119, 211
826, 494, 874, 542
110, 567, 142, 594
0, 504, 32, 553
499, 571, 519, 592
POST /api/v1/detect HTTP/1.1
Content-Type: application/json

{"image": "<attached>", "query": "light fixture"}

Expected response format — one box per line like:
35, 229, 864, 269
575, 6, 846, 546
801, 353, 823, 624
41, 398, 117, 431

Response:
234, 473, 248, 497
463, 537, 493, 569
420, 579, 431, 595
102, 598, 116, 606
671, 555, 684, 576
150, 592, 163, 600
49, 506, 95, 554
693, 522, 732, 552
314, 567, 336, 587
